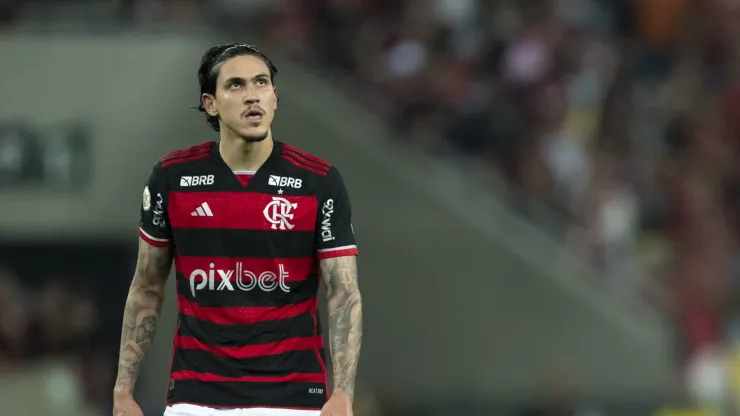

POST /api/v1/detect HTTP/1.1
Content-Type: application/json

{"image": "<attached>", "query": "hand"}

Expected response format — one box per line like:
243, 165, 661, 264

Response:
113, 393, 144, 416
320, 390, 353, 416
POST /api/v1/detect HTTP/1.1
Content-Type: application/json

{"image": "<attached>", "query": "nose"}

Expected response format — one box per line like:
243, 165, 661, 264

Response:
244, 85, 259, 104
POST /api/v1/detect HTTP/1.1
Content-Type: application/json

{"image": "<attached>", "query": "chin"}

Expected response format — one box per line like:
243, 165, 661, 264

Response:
239, 130, 269, 143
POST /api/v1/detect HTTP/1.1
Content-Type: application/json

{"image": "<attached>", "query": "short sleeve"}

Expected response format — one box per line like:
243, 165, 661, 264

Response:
316, 166, 358, 259
139, 162, 172, 247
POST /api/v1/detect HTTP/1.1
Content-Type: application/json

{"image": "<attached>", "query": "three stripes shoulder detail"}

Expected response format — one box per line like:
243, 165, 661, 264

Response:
280, 144, 331, 176
161, 142, 212, 168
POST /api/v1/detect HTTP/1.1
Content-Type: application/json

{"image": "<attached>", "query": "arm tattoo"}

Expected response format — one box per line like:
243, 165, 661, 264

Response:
320, 256, 363, 399
113, 238, 172, 395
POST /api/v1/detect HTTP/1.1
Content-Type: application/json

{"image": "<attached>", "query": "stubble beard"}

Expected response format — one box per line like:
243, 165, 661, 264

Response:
222, 120, 269, 143
240, 132, 269, 143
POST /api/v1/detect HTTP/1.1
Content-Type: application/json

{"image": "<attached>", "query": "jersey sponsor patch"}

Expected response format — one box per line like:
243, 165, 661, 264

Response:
268, 175, 302, 189
177, 256, 315, 300
180, 175, 215, 187
320, 199, 334, 242
188, 262, 292, 296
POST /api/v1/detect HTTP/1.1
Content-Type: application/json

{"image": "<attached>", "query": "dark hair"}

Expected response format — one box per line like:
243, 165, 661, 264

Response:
195, 43, 278, 132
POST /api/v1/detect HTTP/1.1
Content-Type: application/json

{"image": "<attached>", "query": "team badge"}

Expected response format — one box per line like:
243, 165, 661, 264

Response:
143, 186, 151, 211
263, 197, 297, 230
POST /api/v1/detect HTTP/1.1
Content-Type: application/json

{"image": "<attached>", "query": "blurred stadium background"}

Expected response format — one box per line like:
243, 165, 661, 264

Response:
2, 0, 740, 415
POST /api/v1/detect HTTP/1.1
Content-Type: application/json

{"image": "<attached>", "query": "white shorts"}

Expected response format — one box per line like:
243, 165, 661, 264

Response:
164, 403, 321, 416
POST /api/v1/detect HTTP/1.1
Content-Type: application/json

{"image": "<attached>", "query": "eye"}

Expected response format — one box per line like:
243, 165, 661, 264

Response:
229, 81, 242, 89
256, 78, 268, 86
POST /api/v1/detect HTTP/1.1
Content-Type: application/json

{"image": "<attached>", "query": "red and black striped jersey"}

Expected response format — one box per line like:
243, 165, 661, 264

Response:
138, 140, 358, 410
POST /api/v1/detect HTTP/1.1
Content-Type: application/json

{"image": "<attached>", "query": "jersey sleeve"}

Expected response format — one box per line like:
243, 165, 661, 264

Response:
316, 166, 358, 259
139, 162, 173, 247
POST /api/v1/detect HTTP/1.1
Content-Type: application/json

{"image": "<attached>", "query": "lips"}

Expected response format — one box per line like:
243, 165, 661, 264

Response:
242, 108, 264, 123
243, 109, 264, 117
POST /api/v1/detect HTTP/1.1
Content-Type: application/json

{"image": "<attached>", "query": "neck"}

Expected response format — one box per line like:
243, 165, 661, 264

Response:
218, 129, 274, 172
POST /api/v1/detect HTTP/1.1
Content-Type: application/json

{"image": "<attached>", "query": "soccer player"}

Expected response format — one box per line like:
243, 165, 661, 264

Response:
112, 44, 362, 416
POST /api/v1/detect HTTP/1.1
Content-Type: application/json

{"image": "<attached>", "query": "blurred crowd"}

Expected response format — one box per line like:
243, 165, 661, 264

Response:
256, 0, 740, 407
0, 266, 110, 413
0, 243, 132, 415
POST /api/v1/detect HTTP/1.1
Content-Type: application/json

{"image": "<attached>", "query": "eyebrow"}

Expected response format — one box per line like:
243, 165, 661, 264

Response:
223, 77, 245, 85
223, 74, 270, 85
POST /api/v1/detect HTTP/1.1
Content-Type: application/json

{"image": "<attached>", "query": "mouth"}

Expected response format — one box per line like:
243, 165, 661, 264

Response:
243, 109, 264, 122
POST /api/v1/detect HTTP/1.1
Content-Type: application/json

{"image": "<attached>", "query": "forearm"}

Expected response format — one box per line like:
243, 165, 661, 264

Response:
324, 257, 363, 399
114, 276, 166, 394
114, 239, 171, 395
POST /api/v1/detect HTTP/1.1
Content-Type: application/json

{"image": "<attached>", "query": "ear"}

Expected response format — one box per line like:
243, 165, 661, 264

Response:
273, 87, 279, 110
202, 93, 218, 117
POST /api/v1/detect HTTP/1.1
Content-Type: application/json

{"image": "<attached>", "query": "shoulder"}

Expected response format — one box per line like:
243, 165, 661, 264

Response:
274, 143, 347, 194
147, 141, 215, 185
158, 141, 214, 169
277, 142, 334, 177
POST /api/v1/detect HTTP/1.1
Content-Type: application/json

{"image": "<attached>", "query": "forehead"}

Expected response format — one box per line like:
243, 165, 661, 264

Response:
216, 55, 270, 81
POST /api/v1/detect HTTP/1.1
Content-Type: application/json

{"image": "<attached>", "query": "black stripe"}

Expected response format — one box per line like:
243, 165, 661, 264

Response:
178, 312, 317, 347
172, 229, 316, 258
282, 148, 331, 169
168, 378, 327, 409
281, 153, 330, 172
171, 348, 324, 377
176, 273, 319, 307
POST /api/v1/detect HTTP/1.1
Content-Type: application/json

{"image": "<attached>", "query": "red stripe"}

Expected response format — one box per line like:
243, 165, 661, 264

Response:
175, 256, 315, 283
170, 370, 326, 384
317, 247, 358, 259
169, 192, 318, 231
161, 153, 210, 167
160, 148, 210, 166
281, 149, 330, 173
175, 335, 323, 358
280, 153, 330, 174
161, 142, 212, 161
139, 229, 170, 247
168, 141, 211, 155
178, 296, 314, 325
282, 144, 330, 167
163, 147, 209, 161
280, 156, 329, 176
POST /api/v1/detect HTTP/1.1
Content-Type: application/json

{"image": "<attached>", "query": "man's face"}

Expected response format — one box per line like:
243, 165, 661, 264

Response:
202, 55, 277, 141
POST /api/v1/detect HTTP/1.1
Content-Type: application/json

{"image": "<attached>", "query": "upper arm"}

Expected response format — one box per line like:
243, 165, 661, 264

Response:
316, 166, 358, 260
135, 162, 173, 285
134, 237, 173, 287
139, 162, 173, 247
319, 255, 359, 295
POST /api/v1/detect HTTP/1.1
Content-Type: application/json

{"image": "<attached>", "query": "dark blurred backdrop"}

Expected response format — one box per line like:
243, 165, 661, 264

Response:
2, 1, 740, 415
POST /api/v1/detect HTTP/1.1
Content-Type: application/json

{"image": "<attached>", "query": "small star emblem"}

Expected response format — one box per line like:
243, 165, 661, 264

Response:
277, 189, 284, 194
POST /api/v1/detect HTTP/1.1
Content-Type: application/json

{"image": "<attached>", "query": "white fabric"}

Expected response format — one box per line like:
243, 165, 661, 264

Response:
164, 403, 321, 416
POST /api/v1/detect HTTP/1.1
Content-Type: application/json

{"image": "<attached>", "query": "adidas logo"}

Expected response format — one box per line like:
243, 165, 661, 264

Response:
191, 202, 213, 217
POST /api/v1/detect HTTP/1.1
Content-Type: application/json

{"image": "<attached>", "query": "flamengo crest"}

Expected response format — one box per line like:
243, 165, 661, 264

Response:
263, 197, 297, 230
